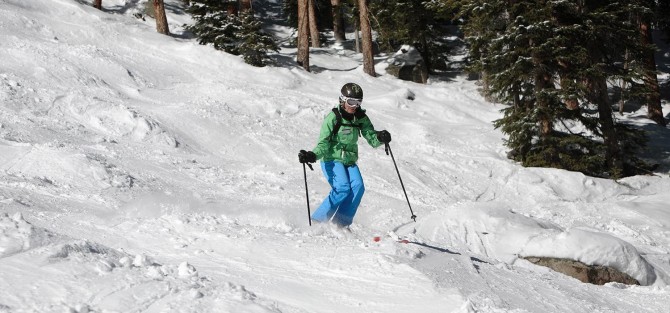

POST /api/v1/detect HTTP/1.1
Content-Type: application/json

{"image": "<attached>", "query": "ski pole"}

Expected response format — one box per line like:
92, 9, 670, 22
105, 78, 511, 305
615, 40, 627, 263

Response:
302, 162, 314, 226
385, 143, 417, 222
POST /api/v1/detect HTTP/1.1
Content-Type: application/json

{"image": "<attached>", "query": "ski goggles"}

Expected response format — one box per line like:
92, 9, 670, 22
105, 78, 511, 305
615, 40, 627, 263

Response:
340, 96, 362, 108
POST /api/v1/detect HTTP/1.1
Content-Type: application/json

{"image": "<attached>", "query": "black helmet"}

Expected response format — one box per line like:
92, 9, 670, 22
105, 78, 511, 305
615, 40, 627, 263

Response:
341, 83, 363, 99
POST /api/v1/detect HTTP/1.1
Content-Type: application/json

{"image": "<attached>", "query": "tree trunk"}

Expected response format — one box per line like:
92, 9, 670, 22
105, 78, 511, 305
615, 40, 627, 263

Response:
418, 35, 431, 74
308, 0, 320, 48
558, 61, 579, 110
358, 0, 375, 76
354, 19, 360, 53
240, 0, 252, 13
331, 0, 346, 43
533, 41, 553, 137
589, 76, 623, 177
227, 2, 238, 16
620, 49, 629, 115
535, 72, 553, 138
93, 0, 102, 10
640, 20, 666, 126
153, 0, 170, 35
297, 0, 310, 71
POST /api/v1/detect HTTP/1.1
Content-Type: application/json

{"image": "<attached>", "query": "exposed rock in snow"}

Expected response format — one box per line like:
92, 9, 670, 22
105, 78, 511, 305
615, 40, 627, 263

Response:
523, 256, 640, 285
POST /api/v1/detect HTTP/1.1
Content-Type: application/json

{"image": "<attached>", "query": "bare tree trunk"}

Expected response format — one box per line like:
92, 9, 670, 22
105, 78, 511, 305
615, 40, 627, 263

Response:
331, 0, 345, 43
240, 0, 252, 13
640, 20, 666, 126
558, 61, 579, 110
588, 76, 623, 177
227, 2, 238, 16
533, 43, 552, 137
308, 0, 320, 48
93, 0, 102, 10
535, 72, 553, 138
153, 0, 170, 35
358, 0, 375, 76
297, 0, 310, 71
354, 20, 360, 53
620, 49, 629, 115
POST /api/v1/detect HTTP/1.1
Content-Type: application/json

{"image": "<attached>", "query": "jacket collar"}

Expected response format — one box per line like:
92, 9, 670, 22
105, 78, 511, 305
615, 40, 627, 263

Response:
338, 105, 366, 121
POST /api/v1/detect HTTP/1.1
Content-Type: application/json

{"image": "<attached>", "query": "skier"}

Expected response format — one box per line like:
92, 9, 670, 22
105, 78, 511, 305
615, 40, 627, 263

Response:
299, 83, 392, 227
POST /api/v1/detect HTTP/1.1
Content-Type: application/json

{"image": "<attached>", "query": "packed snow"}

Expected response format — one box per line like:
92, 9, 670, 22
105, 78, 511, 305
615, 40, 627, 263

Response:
1, 0, 670, 312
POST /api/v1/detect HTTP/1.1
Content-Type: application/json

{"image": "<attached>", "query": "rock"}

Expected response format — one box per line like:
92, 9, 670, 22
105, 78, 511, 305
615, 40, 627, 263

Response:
386, 45, 428, 84
524, 256, 640, 285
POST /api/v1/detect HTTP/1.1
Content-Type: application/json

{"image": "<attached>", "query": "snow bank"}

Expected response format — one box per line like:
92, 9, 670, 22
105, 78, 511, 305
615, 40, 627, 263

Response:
414, 202, 665, 286
521, 227, 658, 285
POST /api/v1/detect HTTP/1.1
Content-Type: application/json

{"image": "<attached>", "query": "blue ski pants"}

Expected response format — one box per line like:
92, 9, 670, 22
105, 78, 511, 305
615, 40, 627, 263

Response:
311, 161, 365, 226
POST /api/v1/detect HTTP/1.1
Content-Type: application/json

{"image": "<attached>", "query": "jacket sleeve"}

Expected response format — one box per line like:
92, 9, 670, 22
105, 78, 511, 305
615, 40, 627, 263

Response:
312, 112, 336, 159
360, 116, 383, 148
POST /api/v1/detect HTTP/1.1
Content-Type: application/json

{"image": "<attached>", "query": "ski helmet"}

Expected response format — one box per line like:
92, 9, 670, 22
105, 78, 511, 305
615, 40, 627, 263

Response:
341, 83, 363, 99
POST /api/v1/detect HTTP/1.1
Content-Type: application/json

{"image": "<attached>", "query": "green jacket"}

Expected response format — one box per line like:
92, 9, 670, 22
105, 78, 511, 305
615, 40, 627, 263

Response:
312, 106, 383, 166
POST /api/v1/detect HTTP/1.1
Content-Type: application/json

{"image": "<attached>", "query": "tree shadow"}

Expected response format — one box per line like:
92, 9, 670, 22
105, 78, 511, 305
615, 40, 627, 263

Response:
661, 80, 670, 103
633, 121, 670, 172
429, 70, 463, 83
407, 241, 460, 255
255, 0, 287, 25
405, 241, 491, 266
272, 53, 302, 71
655, 30, 670, 104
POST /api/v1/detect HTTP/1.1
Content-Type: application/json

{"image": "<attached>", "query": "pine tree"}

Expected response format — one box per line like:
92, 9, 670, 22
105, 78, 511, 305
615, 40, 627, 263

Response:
185, 0, 278, 67
186, 0, 241, 53
451, 0, 653, 178
238, 12, 279, 67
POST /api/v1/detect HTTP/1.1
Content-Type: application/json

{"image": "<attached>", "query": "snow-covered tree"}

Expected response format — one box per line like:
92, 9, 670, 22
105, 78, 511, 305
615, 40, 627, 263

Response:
238, 12, 279, 67
451, 0, 655, 178
185, 0, 278, 67
186, 0, 240, 53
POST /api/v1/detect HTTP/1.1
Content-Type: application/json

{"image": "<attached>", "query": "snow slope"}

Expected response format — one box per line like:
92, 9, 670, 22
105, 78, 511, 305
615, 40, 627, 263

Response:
1, 0, 670, 312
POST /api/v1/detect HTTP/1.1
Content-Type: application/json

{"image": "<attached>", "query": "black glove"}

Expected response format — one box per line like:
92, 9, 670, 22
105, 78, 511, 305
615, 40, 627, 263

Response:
298, 150, 317, 163
376, 130, 391, 144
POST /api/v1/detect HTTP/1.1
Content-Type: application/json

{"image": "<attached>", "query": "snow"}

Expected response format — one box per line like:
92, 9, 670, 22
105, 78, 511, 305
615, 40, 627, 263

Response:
1, 0, 670, 312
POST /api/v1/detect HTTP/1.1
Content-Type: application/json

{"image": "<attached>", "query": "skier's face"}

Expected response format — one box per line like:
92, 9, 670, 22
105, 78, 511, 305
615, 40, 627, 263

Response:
343, 102, 358, 114
342, 98, 360, 114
